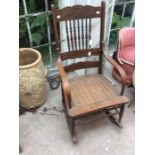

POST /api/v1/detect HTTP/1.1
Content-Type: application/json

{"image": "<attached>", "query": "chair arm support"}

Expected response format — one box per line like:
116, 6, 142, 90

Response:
57, 57, 71, 108
103, 49, 128, 86
118, 57, 135, 66
117, 44, 135, 66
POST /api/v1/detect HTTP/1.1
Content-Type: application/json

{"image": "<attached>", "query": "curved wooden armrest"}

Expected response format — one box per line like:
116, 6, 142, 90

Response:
57, 57, 71, 108
117, 46, 135, 66
119, 58, 135, 66
103, 49, 127, 85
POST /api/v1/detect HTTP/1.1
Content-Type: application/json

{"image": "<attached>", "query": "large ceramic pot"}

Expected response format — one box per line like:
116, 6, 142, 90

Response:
19, 48, 47, 110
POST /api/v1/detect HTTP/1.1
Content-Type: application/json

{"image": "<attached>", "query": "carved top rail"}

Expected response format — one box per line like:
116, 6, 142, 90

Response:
52, 5, 102, 22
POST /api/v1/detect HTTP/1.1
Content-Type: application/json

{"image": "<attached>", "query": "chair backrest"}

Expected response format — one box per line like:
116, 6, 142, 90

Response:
119, 27, 135, 48
51, 1, 106, 74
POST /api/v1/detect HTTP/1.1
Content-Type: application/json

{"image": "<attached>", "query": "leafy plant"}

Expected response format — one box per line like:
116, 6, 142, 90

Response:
112, 12, 120, 28
19, 0, 56, 47
118, 17, 130, 28
109, 10, 132, 48
112, 12, 130, 29
54, 0, 59, 8
30, 15, 47, 46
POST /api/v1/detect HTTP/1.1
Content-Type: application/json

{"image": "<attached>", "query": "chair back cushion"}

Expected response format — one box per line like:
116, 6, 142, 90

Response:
119, 27, 135, 48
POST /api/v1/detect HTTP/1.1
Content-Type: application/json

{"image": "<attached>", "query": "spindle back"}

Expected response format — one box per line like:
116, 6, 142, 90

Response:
51, 1, 106, 74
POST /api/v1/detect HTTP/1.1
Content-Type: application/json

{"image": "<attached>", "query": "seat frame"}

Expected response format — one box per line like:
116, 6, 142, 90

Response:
51, 1, 128, 143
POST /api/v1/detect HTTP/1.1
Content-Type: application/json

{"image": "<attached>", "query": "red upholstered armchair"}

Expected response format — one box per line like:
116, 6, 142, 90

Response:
113, 27, 135, 85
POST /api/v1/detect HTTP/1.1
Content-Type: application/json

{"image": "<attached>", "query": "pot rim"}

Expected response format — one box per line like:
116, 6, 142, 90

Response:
19, 48, 42, 69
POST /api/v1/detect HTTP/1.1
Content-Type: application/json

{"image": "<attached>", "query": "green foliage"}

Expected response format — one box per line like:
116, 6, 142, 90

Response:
117, 17, 130, 28
109, 30, 118, 48
32, 32, 44, 46
109, 12, 131, 48
112, 12, 130, 29
112, 12, 120, 28
30, 15, 46, 46
54, 0, 59, 8
19, 0, 58, 47
110, 2, 134, 48
19, 19, 26, 37
31, 15, 46, 28
28, 0, 37, 13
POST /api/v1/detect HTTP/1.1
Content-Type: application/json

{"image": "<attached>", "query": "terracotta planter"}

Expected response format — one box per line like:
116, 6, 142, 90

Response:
19, 48, 47, 110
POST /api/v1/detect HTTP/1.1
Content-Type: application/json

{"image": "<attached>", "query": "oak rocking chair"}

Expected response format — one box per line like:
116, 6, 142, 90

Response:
51, 1, 128, 143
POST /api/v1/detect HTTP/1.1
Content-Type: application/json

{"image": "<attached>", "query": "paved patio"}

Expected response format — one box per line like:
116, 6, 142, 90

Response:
19, 65, 135, 155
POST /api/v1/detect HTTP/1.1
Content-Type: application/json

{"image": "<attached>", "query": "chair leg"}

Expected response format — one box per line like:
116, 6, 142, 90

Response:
65, 114, 78, 143
119, 104, 125, 122
105, 110, 123, 128
61, 85, 65, 105
61, 87, 77, 143
128, 96, 135, 107
19, 145, 22, 153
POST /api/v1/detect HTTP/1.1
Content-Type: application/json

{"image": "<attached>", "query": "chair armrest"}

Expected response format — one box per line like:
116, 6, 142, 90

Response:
119, 58, 135, 66
117, 45, 135, 66
103, 49, 127, 85
57, 57, 71, 108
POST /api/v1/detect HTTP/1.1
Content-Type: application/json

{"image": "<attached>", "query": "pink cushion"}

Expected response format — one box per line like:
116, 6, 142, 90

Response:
119, 46, 135, 64
122, 64, 134, 81
119, 27, 135, 48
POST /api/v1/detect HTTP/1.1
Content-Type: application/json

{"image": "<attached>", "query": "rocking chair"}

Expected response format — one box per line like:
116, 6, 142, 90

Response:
51, 1, 128, 143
